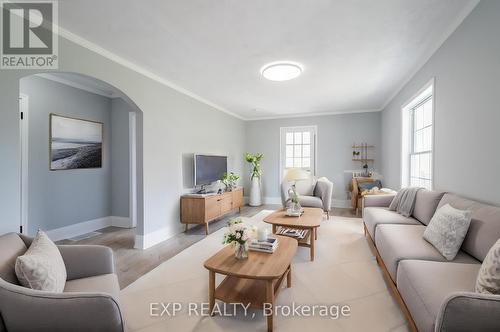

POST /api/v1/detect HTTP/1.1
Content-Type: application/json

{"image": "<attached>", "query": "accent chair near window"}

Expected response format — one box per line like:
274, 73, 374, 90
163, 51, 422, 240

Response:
281, 176, 333, 217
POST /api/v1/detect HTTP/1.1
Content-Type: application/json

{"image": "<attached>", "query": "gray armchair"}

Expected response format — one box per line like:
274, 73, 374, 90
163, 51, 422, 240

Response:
0, 233, 124, 332
281, 177, 333, 217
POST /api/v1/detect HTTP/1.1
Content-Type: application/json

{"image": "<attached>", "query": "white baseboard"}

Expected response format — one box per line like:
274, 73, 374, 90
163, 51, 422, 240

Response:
47, 217, 111, 242
46, 215, 132, 242
244, 196, 282, 205
110, 216, 132, 228
332, 199, 351, 208
134, 225, 178, 250
243, 196, 351, 208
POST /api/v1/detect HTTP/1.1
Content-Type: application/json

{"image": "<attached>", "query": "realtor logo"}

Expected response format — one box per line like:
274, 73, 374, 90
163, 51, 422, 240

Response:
1, 0, 58, 69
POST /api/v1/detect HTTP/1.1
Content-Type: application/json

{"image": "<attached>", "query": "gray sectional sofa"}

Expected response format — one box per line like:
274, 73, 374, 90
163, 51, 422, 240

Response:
0, 233, 125, 332
363, 190, 500, 332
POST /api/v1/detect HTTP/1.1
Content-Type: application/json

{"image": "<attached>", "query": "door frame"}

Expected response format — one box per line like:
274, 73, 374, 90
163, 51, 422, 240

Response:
129, 111, 137, 228
19, 94, 29, 234
279, 125, 318, 184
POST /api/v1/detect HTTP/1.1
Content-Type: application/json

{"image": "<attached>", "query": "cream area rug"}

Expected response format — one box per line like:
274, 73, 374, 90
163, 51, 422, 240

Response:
121, 211, 410, 332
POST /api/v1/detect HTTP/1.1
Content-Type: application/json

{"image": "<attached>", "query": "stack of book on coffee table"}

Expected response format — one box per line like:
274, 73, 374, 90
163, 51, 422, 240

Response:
277, 227, 308, 239
249, 237, 278, 253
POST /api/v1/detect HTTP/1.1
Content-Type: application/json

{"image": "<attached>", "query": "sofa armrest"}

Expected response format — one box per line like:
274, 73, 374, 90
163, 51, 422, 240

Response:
435, 291, 500, 332
314, 178, 333, 212
363, 194, 395, 208
58, 245, 115, 280
0, 279, 124, 332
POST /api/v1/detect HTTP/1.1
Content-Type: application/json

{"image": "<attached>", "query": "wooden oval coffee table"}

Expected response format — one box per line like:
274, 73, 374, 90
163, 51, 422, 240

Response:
264, 207, 323, 261
204, 235, 297, 332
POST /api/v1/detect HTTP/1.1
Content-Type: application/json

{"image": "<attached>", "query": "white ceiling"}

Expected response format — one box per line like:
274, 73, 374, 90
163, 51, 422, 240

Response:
58, 0, 478, 120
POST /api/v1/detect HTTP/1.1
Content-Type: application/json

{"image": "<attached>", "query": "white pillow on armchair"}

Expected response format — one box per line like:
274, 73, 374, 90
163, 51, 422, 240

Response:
294, 176, 317, 196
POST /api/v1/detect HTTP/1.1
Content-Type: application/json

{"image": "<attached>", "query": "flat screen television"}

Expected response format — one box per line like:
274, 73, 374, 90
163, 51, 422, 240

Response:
194, 154, 227, 187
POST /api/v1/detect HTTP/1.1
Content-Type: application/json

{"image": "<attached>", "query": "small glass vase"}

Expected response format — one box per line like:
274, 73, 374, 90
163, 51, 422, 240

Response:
291, 201, 302, 213
234, 242, 249, 260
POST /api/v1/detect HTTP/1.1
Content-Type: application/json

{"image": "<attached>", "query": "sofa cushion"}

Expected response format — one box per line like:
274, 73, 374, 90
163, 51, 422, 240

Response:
0, 233, 27, 285
363, 207, 420, 241
423, 204, 472, 260
375, 224, 478, 281
298, 195, 323, 209
15, 230, 67, 292
397, 260, 480, 332
64, 273, 120, 300
438, 194, 500, 261
413, 190, 445, 225
476, 239, 500, 294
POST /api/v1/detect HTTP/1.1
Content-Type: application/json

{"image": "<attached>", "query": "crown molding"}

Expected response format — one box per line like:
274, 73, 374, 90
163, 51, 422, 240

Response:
246, 108, 382, 121
379, 0, 480, 111
56, 27, 246, 121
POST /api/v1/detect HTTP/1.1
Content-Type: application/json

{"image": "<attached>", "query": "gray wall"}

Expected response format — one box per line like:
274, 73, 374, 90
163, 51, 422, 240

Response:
111, 98, 131, 218
20, 76, 112, 234
0, 35, 245, 240
381, 0, 500, 205
245, 112, 381, 201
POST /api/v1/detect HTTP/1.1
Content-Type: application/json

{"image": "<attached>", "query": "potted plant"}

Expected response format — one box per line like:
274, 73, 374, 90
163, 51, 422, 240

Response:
223, 218, 251, 259
245, 152, 263, 206
221, 172, 239, 192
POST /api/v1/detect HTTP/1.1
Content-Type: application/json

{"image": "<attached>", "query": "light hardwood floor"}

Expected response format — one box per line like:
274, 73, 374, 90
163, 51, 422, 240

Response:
58, 205, 357, 288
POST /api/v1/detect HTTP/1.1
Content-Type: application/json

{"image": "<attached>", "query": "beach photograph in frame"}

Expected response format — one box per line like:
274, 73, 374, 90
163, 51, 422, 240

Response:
50, 114, 103, 170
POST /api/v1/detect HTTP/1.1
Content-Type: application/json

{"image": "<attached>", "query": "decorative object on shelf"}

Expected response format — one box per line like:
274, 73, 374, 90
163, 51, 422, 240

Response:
245, 152, 263, 206
352, 143, 375, 176
221, 172, 239, 192
222, 218, 251, 259
283, 168, 308, 215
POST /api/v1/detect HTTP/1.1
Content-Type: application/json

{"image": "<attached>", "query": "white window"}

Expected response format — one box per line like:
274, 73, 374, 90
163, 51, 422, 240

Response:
280, 126, 316, 180
402, 80, 434, 190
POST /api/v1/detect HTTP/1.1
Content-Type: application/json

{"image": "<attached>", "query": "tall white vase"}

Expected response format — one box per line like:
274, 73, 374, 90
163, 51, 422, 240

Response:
249, 177, 262, 206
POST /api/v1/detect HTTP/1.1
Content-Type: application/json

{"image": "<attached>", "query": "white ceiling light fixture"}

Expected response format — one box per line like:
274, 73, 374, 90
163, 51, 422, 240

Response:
261, 61, 303, 81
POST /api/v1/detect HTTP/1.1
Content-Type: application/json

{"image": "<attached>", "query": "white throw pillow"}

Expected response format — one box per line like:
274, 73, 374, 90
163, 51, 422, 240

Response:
295, 176, 317, 196
423, 204, 472, 260
475, 239, 500, 294
15, 230, 67, 292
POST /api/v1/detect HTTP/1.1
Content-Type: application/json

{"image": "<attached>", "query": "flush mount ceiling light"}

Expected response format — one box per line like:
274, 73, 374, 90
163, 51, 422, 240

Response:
261, 61, 303, 81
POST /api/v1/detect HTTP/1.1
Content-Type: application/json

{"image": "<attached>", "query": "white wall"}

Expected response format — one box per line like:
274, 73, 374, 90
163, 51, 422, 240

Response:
20, 76, 112, 235
0, 35, 245, 246
381, 0, 500, 205
245, 112, 381, 203
111, 98, 131, 218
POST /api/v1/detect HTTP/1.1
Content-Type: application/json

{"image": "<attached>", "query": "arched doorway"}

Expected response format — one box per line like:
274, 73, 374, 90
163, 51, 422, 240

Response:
19, 72, 143, 247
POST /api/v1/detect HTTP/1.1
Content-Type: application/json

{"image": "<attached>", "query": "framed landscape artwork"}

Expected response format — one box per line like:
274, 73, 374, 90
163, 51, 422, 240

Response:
50, 114, 103, 170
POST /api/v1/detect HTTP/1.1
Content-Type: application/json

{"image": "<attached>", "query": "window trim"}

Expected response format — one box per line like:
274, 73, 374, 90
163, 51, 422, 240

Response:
401, 78, 435, 189
279, 125, 318, 183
